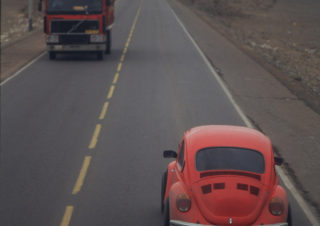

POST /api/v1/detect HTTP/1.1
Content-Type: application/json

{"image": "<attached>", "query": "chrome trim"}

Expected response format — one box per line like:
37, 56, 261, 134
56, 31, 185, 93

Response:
47, 44, 105, 52
170, 220, 212, 226
170, 220, 288, 226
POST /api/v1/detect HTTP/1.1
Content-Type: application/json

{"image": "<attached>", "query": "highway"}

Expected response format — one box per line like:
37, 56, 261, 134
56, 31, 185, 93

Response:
0, 0, 315, 225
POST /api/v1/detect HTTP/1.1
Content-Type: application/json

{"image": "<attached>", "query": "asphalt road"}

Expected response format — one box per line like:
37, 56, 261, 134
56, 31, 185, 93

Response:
0, 0, 315, 225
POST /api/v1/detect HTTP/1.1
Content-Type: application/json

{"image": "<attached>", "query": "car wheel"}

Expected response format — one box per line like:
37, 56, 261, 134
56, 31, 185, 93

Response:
49, 52, 56, 60
163, 198, 170, 226
97, 51, 103, 60
105, 30, 111, 54
287, 204, 292, 226
161, 170, 168, 213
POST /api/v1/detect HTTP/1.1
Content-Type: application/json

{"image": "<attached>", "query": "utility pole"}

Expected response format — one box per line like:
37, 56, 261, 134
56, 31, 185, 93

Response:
28, 0, 33, 31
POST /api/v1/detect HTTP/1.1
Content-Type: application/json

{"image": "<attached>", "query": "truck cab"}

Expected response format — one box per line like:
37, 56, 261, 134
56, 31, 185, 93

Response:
41, 0, 114, 60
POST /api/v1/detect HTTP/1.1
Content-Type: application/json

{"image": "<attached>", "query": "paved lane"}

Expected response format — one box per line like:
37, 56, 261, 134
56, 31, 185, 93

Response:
71, 0, 244, 225
0, 0, 315, 225
0, 0, 140, 225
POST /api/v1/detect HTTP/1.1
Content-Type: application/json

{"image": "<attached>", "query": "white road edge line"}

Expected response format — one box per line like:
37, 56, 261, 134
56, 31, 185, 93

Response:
0, 52, 46, 87
168, 4, 320, 226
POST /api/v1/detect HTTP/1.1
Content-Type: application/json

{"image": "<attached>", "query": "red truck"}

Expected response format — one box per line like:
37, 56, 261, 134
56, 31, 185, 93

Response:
39, 0, 114, 60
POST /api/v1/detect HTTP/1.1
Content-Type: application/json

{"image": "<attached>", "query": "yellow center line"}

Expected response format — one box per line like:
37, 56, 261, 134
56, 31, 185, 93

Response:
99, 102, 110, 120
117, 63, 122, 72
60, 205, 74, 226
88, 124, 102, 149
120, 54, 125, 63
107, 85, 115, 99
123, 47, 128, 54
113, 72, 120, 84
72, 156, 92, 195
59, 3, 144, 226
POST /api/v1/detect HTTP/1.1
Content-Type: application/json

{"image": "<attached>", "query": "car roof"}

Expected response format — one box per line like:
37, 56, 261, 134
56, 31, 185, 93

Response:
185, 125, 272, 155
183, 125, 274, 185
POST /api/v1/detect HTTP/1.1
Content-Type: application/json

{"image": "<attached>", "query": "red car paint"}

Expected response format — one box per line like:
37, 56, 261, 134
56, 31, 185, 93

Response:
162, 125, 290, 226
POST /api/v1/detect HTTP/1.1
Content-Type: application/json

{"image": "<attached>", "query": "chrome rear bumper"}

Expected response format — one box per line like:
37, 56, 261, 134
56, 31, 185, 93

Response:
170, 220, 288, 226
170, 220, 211, 226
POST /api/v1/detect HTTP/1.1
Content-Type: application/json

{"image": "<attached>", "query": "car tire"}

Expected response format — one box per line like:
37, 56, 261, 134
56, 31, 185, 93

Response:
161, 170, 168, 213
105, 30, 111, 54
287, 204, 292, 226
49, 52, 56, 60
163, 198, 170, 226
97, 51, 103, 60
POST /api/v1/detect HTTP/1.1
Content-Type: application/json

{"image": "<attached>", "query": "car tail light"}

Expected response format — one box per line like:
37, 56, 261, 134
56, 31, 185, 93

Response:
176, 193, 191, 212
269, 197, 284, 216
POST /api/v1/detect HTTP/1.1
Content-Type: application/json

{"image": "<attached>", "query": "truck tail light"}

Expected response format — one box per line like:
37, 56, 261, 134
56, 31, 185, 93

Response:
176, 193, 191, 212
269, 197, 284, 216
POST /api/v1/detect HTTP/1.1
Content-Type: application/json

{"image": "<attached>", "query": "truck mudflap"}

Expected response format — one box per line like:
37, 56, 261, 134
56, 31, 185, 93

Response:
47, 44, 106, 52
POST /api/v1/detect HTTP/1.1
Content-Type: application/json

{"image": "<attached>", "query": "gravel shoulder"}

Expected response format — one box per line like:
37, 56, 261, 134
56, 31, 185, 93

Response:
0, 30, 45, 82
177, 0, 320, 115
168, 0, 320, 220
1, 0, 42, 45
1, 0, 44, 81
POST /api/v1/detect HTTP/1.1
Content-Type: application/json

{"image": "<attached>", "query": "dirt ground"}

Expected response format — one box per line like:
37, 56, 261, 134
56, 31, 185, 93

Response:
178, 0, 320, 113
1, 0, 44, 80
1, 0, 42, 46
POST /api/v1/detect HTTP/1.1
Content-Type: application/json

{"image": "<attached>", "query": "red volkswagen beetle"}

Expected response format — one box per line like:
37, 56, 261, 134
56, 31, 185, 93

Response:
161, 125, 291, 226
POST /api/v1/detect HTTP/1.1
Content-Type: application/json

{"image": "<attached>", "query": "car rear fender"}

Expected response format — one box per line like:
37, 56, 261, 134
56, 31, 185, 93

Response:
253, 185, 289, 224
164, 161, 176, 201
169, 181, 198, 223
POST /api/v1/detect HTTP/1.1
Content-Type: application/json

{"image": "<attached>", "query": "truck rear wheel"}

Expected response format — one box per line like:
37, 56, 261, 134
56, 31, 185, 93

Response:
105, 30, 112, 54
49, 52, 56, 60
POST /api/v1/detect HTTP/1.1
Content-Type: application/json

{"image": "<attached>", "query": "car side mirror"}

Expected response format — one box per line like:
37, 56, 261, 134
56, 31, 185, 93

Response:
274, 156, 284, 166
163, 150, 177, 158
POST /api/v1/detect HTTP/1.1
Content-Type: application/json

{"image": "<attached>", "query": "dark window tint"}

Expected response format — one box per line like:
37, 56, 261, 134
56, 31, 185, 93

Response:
196, 147, 265, 174
47, 0, 102, 14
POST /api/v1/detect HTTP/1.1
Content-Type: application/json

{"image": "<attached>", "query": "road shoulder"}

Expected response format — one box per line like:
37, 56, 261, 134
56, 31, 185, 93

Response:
167, 0, 320, 220
1, 29, 45, 82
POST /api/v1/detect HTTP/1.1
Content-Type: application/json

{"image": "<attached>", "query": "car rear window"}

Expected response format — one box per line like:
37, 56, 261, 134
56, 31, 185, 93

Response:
196, 147, 265, 174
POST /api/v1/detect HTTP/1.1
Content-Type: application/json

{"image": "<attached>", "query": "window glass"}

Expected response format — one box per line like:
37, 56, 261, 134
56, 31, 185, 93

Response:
177, 141, 184, 169
47, 0, 102, 14
196, 147, 265, 174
